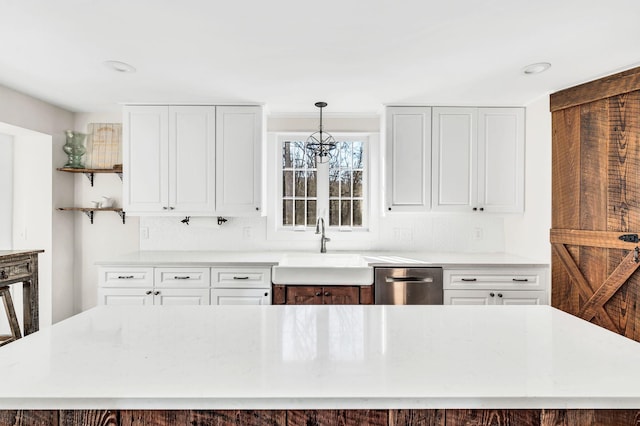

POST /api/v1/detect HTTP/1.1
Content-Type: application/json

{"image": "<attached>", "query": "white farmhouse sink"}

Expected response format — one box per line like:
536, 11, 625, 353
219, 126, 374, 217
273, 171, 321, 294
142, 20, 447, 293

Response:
272, 253, 373, 285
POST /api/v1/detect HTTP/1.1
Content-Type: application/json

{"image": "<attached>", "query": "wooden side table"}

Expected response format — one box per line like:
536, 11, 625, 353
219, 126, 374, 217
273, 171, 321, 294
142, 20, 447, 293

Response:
0, 250, 44, 336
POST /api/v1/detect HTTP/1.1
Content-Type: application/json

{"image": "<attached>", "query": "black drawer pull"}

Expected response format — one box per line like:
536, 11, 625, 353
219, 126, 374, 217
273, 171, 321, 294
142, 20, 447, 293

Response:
118, 275, 135, 279
512, 278, 529, 282
174, 276, 191, 280
233, 276, 250, 280
461, 278, 477, 282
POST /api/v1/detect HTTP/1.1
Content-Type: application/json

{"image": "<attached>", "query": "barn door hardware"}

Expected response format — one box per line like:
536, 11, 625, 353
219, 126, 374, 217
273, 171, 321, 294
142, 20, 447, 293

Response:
619, 233, 639, 243
634, 247, 639, 263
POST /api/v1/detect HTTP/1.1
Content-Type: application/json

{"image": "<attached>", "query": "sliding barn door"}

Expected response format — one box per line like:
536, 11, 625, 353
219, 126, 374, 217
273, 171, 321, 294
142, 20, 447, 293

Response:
551, 69, 640, 341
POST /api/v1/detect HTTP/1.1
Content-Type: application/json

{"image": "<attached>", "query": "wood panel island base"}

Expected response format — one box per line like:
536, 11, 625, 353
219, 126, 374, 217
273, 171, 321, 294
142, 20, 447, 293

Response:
2, 306, 640, 426
2, 408, 640, 426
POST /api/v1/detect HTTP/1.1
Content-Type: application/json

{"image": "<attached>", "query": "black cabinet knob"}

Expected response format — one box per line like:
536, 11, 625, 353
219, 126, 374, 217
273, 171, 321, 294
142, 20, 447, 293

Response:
315, 292, 321, 297
324, 292, 330, 297
472, 207, 477, 211
498, 293, 503, 298
489, 292, 495, 297
479, 207, 484, 212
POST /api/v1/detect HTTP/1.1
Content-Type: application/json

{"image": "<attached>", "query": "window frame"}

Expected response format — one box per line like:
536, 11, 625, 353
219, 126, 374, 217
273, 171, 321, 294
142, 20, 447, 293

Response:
267, 131, 379, 242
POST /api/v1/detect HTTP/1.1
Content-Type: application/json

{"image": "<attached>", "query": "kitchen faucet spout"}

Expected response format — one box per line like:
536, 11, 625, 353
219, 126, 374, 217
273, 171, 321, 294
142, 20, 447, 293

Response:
315, 217, 331, 253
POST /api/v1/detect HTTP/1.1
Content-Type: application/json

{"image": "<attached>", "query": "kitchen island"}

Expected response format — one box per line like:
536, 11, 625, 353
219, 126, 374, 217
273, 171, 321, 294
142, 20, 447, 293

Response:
1, 305, 640, 425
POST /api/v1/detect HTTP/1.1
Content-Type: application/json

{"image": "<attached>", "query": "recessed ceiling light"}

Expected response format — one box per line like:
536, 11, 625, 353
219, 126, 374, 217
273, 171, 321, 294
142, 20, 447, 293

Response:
103, 60, 136, 73
523, 62, 551, 75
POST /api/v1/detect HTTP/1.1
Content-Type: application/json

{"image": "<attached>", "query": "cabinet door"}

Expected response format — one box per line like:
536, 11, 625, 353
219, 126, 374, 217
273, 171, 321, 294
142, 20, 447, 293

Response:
211, 288, 271, 305
477, 108, 524, 213
169, 106, 216, 214
98, 288, 153, 306
153, 288, 210, 305
123, 105, 169, 213
322, 286, 360, 304
432, 107, 477, 212
285, 286, 322, 305
444, 290, 494, 305
496, 290, 547, 305
385, 107, 431, 212
215, 106, 263, 216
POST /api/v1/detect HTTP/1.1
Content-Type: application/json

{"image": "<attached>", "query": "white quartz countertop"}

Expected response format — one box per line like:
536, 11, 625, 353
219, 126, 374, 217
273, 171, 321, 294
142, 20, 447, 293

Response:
2, 305, 639, 409
96, 250, 548, 267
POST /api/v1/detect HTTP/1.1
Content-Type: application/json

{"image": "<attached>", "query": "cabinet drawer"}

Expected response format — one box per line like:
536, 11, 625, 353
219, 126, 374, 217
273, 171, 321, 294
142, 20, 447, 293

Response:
155, 268, 210, 288
0, 256, 31, 283
444, 268, 546, 290
99, 267, 154, 287
211, 267, 271, 289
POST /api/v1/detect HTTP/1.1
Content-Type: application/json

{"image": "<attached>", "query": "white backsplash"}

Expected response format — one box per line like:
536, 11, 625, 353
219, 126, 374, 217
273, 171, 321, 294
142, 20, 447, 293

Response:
140, 214, 505, 253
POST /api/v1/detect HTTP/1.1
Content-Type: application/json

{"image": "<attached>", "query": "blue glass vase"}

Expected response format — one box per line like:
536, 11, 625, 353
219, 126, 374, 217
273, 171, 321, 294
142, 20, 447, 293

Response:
63, 130, 87, 169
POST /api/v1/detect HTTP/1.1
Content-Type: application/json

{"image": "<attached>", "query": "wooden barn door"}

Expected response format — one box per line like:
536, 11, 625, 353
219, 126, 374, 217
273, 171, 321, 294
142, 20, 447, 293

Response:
551, 68, 640, 341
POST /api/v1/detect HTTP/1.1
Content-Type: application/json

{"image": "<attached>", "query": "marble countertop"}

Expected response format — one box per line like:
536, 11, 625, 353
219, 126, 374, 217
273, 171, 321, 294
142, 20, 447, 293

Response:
96, 250, 548, 267
1, 305, 639, 409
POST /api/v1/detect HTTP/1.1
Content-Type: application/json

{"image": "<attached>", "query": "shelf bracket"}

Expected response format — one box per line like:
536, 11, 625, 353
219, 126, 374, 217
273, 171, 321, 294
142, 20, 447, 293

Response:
116, 172, 123, 182
83, 210, 95, 224
117, 211, 126, 224
83, 172, 95, 187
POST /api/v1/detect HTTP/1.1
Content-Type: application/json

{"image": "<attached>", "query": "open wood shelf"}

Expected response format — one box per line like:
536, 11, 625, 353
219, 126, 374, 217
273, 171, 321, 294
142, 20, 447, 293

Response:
56, 207, 125, 224
56, 167, 122, 186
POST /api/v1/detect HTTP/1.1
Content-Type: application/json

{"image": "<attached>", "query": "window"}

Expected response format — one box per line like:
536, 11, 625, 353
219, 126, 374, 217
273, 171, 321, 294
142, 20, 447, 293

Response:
280, 134, 368, 230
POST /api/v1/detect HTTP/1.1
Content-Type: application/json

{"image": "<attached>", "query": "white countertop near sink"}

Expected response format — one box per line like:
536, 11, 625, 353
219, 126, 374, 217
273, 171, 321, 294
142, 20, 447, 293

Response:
1, 305, 638, 409
97, 250, 548, 267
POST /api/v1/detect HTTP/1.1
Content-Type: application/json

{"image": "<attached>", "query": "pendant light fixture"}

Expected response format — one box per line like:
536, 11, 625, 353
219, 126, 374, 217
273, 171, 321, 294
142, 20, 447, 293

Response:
305, 101, 336, 163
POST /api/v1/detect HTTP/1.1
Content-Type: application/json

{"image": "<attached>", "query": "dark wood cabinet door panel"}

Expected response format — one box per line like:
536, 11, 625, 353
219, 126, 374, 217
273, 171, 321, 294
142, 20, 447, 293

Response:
322, 286, 360, 304
285, 286, 322, 305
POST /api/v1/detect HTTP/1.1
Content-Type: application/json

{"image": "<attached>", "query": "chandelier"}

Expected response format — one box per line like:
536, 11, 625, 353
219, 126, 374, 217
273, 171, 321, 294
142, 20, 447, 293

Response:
305, 101, 336, 163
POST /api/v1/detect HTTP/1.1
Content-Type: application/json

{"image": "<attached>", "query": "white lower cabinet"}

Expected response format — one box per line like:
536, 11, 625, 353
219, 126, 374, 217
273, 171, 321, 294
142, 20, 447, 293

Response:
98, 265, 271, 306
444, 289, 546, 305
210, 267, 272, 305
98, 287, 210, 306
443, 267, 548, 306
154, 288, 210, 305
98, 288, 154, 306
211, 288, 271, 305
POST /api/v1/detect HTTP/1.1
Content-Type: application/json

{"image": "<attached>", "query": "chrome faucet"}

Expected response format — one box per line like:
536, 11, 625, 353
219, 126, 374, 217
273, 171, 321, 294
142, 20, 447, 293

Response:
315, 217, 331, 253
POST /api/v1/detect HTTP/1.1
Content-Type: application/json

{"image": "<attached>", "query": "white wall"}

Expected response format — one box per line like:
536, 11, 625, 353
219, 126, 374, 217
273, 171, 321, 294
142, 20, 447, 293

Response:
73, 106, 552, 313
0, 83, 74, 326
73, 113, 140, 312
137, 113, 537, 255
504, 96, 552, 262
0, 133, 13, 249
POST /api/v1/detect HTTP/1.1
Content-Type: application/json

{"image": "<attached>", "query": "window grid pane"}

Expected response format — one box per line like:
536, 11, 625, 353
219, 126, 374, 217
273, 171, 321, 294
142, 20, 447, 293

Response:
328, 141, 364, 228
282, 140, 317, 227
282, 138, 365, 229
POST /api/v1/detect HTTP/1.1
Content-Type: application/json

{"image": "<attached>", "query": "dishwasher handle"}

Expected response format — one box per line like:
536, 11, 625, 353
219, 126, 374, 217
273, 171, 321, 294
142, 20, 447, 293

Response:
385, 276, 434, 283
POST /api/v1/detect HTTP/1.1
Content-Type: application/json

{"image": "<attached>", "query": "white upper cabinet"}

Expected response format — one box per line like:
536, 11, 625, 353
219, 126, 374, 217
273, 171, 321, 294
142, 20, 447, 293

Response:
123, 104, 262, 216
123, 105, 169, 213
432, 107, 524, 213
385, 106, 431, 212
215, 106, 263, 216
431, 107, 476, 212
169, 106, 216, 214
477, 108, 525, 213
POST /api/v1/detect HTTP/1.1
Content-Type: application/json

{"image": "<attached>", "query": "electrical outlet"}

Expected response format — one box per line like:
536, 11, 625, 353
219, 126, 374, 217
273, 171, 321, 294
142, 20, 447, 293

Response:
393, 227, 412, 241
242, 227, 252, 240
473, 227, 483, 240
140, 227, 149, 240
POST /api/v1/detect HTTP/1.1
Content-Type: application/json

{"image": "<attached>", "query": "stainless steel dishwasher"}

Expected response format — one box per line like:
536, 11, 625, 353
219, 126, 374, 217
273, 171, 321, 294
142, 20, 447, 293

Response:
374, 267, 443, 304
